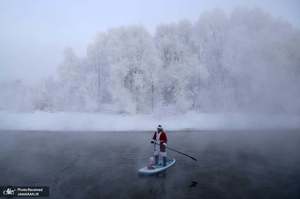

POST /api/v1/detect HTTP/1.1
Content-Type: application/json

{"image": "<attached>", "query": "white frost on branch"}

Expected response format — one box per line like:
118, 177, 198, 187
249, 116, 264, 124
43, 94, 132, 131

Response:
0, 8, 300, 114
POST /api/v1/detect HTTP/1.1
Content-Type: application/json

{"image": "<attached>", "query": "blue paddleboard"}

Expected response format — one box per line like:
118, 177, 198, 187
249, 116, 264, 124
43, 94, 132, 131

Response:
138, 158, 176, 175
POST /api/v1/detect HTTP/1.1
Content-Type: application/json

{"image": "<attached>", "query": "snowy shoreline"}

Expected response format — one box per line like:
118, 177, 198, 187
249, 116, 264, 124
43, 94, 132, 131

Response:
0, 111, 300, 131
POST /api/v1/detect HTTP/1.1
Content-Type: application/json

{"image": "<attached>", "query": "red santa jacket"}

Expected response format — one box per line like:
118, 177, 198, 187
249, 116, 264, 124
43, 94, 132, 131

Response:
152, 131, 167, 144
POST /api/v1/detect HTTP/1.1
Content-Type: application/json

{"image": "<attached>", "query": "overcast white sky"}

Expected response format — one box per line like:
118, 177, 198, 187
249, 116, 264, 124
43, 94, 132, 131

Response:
0, 0, 299, 84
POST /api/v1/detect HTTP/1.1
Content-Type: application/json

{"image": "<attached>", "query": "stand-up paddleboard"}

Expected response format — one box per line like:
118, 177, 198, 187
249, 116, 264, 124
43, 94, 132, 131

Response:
138, 158, 176, 175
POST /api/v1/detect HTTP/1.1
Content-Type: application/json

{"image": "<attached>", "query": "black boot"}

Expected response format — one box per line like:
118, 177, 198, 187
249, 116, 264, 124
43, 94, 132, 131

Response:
155, 155, 159, 165
163, 157, 167, 166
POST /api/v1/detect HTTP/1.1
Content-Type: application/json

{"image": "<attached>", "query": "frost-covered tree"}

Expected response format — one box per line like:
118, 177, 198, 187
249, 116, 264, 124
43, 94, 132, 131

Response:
87, 26, 160, 113
1, 8, 300, 114
56, 48, 89, 111
155, 20, 201, 112
87, 32, 112, 110
193, 9, 234, 111
0, 80, 34, 111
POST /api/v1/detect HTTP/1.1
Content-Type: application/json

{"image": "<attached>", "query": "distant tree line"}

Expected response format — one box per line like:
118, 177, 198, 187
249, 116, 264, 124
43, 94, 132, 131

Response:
1, 8, 300, 114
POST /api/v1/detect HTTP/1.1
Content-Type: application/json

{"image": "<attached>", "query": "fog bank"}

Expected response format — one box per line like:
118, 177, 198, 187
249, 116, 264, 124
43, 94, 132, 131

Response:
1, 111, 299, 131
1, 8, 300, 115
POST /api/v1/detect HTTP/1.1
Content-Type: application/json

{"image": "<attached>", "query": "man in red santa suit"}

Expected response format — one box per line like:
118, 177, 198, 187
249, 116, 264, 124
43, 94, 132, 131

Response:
151, 125, 168, 166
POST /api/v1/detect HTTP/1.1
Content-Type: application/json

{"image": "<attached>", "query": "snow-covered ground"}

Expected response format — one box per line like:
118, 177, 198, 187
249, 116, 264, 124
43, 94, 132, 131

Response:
0, 111, 299, 131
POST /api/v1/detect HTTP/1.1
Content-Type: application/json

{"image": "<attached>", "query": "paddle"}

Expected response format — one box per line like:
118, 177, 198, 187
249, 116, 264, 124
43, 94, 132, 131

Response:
151, 141, 197, 161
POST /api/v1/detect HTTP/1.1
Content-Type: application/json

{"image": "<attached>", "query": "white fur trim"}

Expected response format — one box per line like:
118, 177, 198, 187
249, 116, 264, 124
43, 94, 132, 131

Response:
154, 144, 160, 151
156, 132, 162, 142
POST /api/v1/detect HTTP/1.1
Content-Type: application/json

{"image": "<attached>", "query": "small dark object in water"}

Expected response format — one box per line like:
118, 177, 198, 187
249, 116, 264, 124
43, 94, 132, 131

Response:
189, 181, 198, 188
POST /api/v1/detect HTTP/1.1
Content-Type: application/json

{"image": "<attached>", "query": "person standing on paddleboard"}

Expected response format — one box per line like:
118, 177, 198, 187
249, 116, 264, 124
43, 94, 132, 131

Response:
151, 125, 168, 166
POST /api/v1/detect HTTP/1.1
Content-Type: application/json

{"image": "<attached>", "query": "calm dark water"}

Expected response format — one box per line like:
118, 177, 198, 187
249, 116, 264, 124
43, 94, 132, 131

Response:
0, 130, 300, 199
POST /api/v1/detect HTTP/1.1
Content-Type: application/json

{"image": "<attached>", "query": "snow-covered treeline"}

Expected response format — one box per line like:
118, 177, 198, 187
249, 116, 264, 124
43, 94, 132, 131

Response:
1, 8, 300, 114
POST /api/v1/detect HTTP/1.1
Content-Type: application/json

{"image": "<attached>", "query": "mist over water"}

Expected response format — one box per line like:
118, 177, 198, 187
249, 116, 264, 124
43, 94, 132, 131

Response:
0, 130, 299, 199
